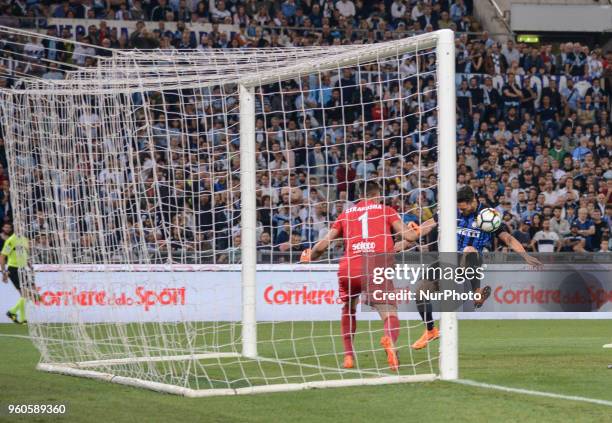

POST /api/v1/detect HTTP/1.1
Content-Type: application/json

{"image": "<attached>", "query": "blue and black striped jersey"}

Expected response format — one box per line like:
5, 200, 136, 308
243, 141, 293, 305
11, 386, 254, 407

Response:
457, 204, 494, 252
433, 204, 508, 252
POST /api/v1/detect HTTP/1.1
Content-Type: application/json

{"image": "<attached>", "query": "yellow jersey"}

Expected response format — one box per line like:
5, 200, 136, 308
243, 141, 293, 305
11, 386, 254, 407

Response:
1, 234, 29, 268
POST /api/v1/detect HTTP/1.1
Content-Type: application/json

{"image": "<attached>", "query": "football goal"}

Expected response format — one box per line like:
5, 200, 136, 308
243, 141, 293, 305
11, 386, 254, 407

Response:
0, 29, 457, 396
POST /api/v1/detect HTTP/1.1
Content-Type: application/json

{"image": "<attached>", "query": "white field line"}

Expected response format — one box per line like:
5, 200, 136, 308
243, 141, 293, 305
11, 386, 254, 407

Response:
452, 379, 612, 408
0, 333, 32, 340
0, 333, 189, 354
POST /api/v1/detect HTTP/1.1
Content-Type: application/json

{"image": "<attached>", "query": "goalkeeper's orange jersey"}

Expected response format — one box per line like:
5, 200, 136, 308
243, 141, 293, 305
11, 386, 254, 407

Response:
331, 200, 400, 276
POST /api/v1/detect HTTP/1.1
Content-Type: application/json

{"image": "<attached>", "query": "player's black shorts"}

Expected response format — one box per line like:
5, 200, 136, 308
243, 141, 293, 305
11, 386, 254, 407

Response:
7, 266, 21, 291
460, 250, 483, 269
460, 251, 484, 291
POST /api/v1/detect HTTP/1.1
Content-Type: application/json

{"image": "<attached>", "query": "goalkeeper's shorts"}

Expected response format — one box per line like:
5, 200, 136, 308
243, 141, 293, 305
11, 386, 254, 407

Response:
338, 273, 397, 307
338, 254, 398, 306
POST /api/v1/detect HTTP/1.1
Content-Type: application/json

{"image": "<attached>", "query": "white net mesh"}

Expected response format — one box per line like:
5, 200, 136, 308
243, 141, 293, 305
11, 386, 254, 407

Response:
0, 30, 454, 395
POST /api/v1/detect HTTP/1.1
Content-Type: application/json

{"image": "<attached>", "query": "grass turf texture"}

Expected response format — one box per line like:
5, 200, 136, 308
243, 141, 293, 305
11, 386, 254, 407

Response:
0, 320, 611, 422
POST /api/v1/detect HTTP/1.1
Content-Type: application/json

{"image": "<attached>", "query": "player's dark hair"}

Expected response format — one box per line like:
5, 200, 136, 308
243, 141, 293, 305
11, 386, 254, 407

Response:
361, 181, 381, 198
457, 186, 475, 204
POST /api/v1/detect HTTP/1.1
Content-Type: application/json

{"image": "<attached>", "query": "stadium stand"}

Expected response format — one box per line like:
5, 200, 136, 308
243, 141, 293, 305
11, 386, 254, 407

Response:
0, 0, 610, 263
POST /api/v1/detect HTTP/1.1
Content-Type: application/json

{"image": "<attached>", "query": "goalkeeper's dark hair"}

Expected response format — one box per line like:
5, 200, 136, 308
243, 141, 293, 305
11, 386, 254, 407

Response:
360, 181, 381, 198
457, 186, 475, 204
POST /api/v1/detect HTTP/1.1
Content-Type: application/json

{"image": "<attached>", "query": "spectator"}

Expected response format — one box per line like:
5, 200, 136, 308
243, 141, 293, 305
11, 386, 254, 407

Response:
542, 79, 562, 111
565, 42, 587, 77
449, 0, 466, 24
512, 220, 532, 251
574, 207, 595, 250
585, 79, 608, 111
0, 223, 12, 251
151, 0, 173, 21
572, 137, 591, 162
456, 79, 472, 119
591, 208, 608, 251
501, 40, 520, 66
562, 224, 586, 252
72, 36, 96, 65
484, 43, 506, 75
520, 199, 539, 222
530, 218, 560, 252
501, 71, 522, 115
176, 0, 192, 21
52, 1, 73, 18
529, 213, 543, 238
23, 36, 44, 60
193, 1, 209, 22
561, 79, 580, 113
577, 95, 596, 126
550, 206, 570, 238
131, 0, 145, 20
417, 5, 438, 30
481, 76, 501, 118
523, 46, 543, 72
595, 193, 607, 215
281, 0, 296, 19
542, 181, 561, 207
390, 0, 406, 24
335, 0, 356, 18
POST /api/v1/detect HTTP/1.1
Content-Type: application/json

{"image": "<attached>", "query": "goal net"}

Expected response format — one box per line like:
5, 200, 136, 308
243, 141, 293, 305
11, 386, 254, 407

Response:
0, 29, 457, 396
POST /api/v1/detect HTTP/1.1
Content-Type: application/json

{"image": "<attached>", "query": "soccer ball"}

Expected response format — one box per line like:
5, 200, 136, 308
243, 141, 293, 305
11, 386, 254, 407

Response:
476, 208, 502, 232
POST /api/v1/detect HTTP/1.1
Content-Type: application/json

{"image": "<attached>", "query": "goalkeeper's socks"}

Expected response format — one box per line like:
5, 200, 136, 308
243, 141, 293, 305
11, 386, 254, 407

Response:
383, 316, 400, 343
340, 306, 356, 357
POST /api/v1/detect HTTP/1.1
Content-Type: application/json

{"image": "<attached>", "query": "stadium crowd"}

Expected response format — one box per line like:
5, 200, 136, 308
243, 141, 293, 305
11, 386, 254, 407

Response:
0, 0, 610, 263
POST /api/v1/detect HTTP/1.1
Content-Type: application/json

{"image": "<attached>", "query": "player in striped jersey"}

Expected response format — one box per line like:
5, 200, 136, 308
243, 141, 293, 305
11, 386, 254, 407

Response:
453, 185, 542, 264
404, 186, 542, 350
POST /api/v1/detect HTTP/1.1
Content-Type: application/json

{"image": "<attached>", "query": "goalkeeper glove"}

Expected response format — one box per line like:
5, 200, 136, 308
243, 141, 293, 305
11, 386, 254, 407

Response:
407, 221, 421, 236
300, 249, 312, 263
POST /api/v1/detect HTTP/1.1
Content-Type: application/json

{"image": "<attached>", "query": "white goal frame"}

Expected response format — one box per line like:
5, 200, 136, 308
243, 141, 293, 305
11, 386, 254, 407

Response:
240, 29, 458, 384
32, 29, 457, 395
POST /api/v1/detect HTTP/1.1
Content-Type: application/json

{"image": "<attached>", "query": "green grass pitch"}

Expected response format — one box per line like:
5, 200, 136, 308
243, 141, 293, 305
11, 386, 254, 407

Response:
1, 320, 611, 422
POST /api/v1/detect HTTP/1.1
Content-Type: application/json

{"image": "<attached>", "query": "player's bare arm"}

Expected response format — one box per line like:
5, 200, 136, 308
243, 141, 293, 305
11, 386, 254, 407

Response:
498, 231, 543, 269
528, 237, 537, 252
0, 254, 7, 283
300, 227, 341, 262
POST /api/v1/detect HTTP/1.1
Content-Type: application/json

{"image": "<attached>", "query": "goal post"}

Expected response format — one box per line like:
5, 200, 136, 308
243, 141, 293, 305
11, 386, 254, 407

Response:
236, 29, 458, 382
1, 29, 458, 396
239, 83, 258, 360
435, 30, 459, 381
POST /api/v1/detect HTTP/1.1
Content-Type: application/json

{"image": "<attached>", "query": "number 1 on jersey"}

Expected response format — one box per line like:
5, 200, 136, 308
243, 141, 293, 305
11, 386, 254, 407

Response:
358, 212, 369, 239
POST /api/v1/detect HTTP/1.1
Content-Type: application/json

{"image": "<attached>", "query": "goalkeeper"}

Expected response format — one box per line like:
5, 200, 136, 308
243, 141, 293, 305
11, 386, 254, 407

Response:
300, 182, 435, 371
3, 232, 35, 324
